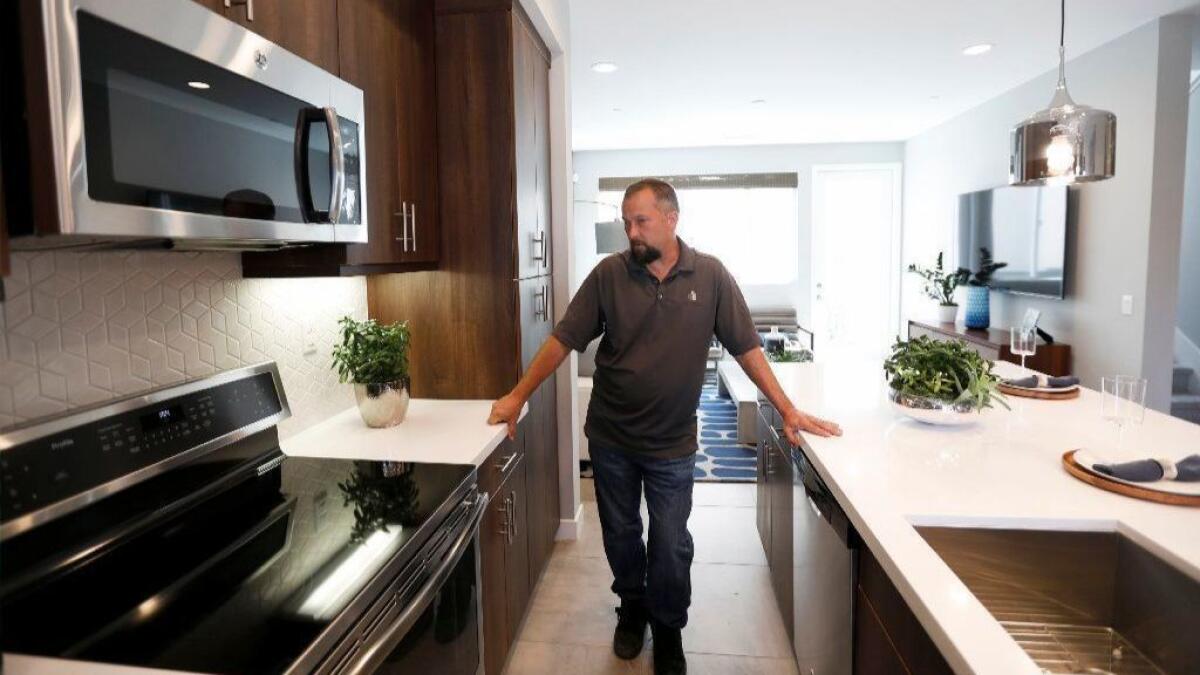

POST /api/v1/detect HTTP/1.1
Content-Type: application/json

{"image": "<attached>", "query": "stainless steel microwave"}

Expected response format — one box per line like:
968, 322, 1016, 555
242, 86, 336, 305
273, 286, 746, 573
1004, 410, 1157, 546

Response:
11, 0, 367, 250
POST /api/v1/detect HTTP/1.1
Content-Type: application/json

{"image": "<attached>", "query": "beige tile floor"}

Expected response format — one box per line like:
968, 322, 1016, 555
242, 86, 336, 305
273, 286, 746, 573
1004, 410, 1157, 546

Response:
504, 480, 798, 675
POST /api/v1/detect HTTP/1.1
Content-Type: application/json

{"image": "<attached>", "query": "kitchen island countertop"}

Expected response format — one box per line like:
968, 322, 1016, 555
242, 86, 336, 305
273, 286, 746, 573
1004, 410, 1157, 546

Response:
770, 359, 1200, 675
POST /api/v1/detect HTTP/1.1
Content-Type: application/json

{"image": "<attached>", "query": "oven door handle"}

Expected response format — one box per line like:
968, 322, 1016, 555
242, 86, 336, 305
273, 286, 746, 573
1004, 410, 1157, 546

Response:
339, 492, 488, 675
294, 106, 345, 224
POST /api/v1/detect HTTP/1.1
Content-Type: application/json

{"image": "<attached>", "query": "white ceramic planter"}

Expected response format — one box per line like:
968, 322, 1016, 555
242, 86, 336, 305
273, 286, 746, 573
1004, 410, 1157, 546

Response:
936, 304, 958, 324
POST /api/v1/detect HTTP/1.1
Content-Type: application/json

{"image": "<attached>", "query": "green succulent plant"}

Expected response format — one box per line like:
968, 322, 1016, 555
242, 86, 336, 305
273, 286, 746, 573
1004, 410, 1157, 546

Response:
907, 252, 968, 306
958, 247, 1008, 287
883, 336, 1008, 411
331, 316, 411, 384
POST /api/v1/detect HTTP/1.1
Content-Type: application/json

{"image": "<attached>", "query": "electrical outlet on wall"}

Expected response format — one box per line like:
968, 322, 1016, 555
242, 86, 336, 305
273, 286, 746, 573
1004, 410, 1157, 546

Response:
1121, 294, 1134, 316
303, 321, 318, 355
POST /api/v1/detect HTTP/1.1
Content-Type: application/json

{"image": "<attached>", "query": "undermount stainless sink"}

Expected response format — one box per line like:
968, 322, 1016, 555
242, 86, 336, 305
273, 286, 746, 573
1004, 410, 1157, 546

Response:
916, 527, 1200, 675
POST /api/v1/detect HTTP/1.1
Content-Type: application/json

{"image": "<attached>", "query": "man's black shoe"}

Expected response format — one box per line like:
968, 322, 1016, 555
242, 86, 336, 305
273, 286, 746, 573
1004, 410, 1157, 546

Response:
650, 619, 687, 675
612, 600, 648, 659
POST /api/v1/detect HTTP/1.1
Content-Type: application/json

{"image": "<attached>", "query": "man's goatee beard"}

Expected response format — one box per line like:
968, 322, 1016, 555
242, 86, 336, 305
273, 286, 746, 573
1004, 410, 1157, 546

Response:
630, 243, 662, 265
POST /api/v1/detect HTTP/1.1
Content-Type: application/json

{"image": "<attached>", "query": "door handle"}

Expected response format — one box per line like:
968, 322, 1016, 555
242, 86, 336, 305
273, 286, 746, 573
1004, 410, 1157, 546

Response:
411, 202, 417, 252
495, 452, 519, 476
224, 0, 254, 21
532, 230, 546, 262
293, 107, 344, 224
509, 490, 518, 540
394, 203, 409, 251
497, 496, 510, 537
533, 286, 548, 320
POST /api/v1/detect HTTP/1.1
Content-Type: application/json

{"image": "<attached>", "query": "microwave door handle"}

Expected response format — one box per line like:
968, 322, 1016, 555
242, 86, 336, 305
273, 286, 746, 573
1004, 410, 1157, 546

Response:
323, 106, 346, 224
294, 108, 321, 222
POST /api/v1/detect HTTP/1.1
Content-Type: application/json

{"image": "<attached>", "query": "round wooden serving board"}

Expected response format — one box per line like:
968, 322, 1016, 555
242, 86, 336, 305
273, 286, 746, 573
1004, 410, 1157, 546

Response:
1062, 450, 1200, 507
999, 383, 1080, 400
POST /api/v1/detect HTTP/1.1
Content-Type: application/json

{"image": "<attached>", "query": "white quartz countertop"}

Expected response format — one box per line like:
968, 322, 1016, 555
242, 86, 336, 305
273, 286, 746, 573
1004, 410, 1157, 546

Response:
282, 398, 523, 466
770, 359, 1200, 675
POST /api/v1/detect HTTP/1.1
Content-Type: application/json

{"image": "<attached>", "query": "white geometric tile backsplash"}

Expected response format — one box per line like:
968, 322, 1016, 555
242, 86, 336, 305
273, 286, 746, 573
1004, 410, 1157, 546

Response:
0, 250, 367, 438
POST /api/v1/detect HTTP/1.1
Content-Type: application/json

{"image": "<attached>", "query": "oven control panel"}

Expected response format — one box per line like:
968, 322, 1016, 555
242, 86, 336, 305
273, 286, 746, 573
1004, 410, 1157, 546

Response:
1, 367, 286, 531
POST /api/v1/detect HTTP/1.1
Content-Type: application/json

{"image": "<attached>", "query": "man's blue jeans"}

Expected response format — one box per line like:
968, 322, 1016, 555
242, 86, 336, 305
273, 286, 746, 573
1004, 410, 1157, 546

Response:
589, 444, 696, 629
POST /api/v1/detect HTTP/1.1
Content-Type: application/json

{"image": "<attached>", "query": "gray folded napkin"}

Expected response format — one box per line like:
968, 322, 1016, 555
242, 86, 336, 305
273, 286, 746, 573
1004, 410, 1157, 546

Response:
1093, 454, 1200, 482
1003, 374, 1080, 389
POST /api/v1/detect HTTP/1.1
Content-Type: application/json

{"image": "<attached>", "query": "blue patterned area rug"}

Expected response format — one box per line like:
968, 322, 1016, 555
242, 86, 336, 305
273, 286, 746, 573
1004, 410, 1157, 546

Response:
694, 372, 756, 482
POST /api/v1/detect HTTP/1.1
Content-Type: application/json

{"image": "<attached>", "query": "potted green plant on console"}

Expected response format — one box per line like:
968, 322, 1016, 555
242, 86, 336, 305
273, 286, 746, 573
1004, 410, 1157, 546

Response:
332, 316, 412, 428
883, 336, 1007, 425
907, 252, 968, 324
959, 247, 1007, 329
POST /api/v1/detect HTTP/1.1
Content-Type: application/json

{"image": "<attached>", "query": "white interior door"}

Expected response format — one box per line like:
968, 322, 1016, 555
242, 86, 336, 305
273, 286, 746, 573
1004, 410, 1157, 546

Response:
811, 164, 902, 361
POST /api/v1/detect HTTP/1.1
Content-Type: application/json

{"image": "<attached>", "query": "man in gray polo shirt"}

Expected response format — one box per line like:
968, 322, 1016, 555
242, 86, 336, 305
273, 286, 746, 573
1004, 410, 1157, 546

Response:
488, 178, 841, 675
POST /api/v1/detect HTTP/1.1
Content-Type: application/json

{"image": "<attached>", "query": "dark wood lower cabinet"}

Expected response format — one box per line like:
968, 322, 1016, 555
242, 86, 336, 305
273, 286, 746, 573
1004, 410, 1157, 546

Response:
478, 413, 556, 675
853, 585, 910, 675
854, 547, 954, 675
480, 458, 512, 675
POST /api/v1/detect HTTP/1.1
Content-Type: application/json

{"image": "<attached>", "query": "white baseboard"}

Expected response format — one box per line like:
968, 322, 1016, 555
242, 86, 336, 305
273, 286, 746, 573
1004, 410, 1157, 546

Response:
1175, 328, 1200, 390
555, 502, 585, 541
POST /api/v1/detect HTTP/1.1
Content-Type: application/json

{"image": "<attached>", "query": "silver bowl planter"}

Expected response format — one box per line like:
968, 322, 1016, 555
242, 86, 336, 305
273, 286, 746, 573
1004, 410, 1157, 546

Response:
354, 380, 410, 428
888, 388, 980, 426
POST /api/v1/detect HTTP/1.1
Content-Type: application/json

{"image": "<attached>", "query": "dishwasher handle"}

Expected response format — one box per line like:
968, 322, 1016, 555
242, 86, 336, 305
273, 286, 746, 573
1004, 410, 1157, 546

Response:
795, 448, 857, 550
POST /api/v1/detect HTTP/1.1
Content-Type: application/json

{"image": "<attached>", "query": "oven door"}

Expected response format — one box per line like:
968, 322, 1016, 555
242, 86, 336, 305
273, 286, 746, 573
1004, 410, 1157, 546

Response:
319, 493, 487, 675
37, 0, 366, 246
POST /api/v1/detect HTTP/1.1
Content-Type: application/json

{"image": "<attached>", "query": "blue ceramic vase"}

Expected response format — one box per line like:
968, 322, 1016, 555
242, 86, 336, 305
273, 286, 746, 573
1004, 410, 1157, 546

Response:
964, 286, 990, 329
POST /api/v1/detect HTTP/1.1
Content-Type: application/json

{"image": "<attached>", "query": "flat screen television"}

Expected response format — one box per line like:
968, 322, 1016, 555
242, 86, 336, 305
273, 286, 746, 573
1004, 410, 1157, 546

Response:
957, 184, 1070, 299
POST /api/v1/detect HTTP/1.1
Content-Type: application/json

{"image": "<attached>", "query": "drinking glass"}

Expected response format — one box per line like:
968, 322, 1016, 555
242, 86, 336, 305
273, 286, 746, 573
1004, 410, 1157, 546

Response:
1100, 376, 1147, 454
1010, 326, 1037, 375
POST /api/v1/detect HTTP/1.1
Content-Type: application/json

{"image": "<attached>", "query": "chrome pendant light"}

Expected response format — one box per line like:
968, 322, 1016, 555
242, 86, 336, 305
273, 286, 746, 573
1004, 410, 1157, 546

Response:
1010, 0, 1116, 185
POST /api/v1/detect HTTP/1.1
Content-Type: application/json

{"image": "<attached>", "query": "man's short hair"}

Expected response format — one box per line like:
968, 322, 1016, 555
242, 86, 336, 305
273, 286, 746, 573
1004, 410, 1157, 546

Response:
623, 178, 679, 214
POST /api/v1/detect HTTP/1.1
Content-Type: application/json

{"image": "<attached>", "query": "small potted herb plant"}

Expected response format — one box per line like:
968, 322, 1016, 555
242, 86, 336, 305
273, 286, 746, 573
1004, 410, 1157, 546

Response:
958, 247, 1007, 329
907, 252, 968, 324
883, 336, 1007, 425
332, 316, 412, 428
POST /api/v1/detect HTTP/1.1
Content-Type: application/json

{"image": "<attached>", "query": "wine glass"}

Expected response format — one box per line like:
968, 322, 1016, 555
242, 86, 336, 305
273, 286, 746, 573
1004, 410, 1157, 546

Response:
1101, 376, 1147, 455
1010, 326, 1037, 375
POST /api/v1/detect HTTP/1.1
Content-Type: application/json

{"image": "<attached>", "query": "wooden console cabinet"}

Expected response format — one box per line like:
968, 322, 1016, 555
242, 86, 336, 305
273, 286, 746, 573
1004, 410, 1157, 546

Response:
908, 320, 1072, 377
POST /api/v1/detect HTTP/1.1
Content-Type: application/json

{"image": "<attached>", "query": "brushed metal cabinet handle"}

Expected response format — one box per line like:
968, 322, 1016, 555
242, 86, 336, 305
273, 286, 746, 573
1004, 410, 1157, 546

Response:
225, 0, 254, 22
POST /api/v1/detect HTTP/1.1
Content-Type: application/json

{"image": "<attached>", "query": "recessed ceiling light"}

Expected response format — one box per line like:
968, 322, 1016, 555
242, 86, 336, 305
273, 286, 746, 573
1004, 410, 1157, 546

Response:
962, 43, 993, 56
591, 61, 618, 74
750, 99, 767, 105
187, 81, 211, 89
612, 107, 622, 112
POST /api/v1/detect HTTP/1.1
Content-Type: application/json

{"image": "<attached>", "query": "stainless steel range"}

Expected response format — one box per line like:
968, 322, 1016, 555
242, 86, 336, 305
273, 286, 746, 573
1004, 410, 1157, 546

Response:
0, 363, 486, 675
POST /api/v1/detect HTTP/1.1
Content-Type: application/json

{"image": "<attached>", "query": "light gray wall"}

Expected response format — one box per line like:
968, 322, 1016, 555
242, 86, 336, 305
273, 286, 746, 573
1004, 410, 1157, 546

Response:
1178, 80, 1200, 350
571, 142, 905, 329
903, 16, 1194, 412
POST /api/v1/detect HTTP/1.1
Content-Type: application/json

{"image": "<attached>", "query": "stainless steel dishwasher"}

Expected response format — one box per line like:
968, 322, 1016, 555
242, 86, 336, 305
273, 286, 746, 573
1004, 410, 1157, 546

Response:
792, 441, 858, 675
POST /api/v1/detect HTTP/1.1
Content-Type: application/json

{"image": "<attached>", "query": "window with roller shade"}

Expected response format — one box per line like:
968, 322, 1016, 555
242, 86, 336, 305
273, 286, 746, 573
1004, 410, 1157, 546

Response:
596, 173, 799, 287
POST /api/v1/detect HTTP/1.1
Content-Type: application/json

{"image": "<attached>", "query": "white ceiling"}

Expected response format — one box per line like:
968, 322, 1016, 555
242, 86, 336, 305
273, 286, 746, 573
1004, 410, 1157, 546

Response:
570, 0, 1200, 151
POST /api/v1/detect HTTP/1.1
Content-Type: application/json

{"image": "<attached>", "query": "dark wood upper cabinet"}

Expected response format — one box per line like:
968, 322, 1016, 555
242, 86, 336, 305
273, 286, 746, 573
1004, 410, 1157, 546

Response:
242, 0, 440, 277
512, 14, 551, 280
394, 0, 441, 264
221, 0, 339, 74
339, 0, 405, 268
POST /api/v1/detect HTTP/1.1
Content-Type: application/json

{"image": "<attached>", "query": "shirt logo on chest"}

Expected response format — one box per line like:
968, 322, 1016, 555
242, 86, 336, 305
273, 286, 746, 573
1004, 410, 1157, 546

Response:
688, 290, 697, 302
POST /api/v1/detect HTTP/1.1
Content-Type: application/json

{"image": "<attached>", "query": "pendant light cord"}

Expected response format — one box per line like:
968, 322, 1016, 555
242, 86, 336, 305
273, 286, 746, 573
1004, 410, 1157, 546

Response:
1060, 0, 1065, 49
